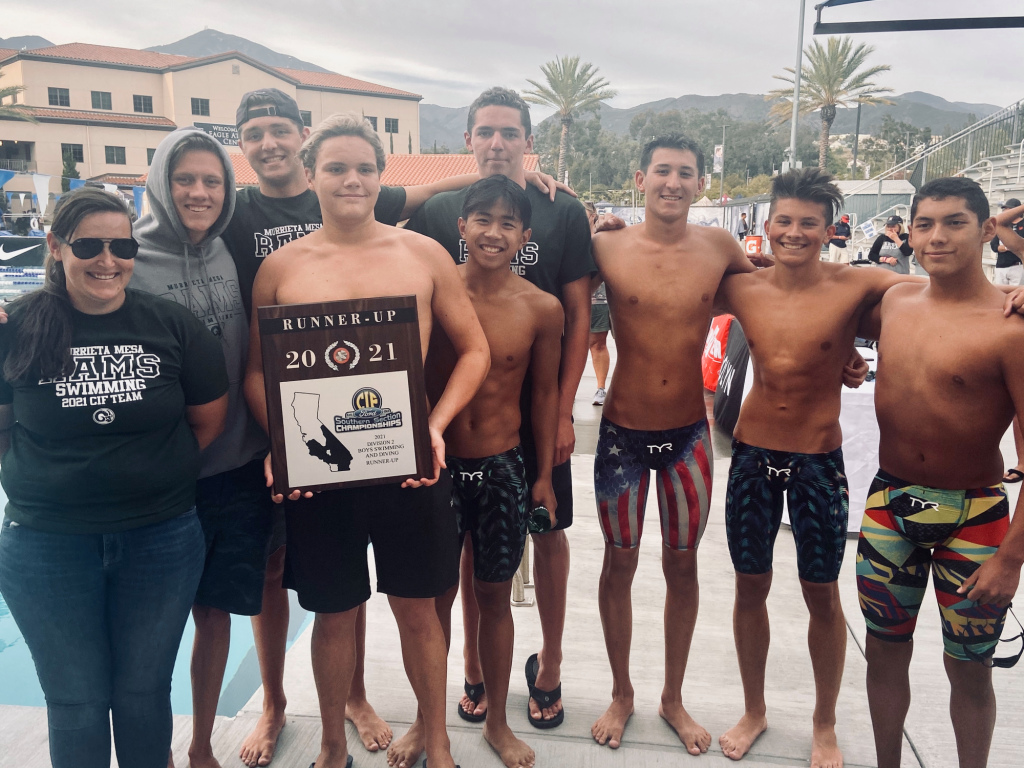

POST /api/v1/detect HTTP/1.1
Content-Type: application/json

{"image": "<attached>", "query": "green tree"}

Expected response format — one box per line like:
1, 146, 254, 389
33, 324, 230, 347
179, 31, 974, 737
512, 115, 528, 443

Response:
0, 71, 36, 123
524, 56, 617, 181
61, 149, 80, 194
767, 36, 893, 169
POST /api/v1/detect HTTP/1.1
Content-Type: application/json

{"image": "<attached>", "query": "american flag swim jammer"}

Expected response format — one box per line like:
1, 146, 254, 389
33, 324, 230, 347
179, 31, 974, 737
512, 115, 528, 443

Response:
594, 416, 713, 550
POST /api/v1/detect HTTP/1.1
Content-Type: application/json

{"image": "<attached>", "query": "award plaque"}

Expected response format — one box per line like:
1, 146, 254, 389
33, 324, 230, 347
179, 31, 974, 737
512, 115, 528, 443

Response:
258, 295, 431, 494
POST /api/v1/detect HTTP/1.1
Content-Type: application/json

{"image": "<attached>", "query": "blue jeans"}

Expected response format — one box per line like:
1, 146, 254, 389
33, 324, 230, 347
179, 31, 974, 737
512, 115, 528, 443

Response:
0, 509, 204, 768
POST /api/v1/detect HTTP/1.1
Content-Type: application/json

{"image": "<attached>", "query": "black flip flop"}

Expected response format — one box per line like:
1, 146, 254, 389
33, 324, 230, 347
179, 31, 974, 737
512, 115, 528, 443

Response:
525, 652, 564, 729
1004, 468, 1024, 484
456, 679, 486, 723
309, 758, 352, 768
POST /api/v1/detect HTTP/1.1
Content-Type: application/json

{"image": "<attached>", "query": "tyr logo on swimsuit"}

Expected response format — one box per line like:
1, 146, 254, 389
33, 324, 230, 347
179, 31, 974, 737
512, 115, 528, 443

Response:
908, 497, 939, 510
766, 466, 792, 478
461, 471, 484, 481
647, 443, 673, 453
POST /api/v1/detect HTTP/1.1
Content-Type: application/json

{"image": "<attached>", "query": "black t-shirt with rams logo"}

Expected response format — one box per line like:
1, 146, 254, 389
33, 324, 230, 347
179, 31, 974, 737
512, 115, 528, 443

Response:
0, 289, 229, 534
224, 185, 408, 318
405, 185, 595, 300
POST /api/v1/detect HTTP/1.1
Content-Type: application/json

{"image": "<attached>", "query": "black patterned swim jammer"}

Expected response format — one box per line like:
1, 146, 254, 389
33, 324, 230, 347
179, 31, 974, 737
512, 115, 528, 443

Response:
725, 439, 849, 583
449, 446, 530, 583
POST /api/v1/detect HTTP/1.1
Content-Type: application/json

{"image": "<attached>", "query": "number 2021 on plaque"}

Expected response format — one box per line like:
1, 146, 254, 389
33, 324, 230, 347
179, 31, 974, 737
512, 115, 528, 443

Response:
258, 295, 432, 494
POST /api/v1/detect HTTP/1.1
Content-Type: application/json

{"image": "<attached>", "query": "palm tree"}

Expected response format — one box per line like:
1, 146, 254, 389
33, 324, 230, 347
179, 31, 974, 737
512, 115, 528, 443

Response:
767, 36, 892, 170
0, 71, 35, 122
524, 56, 616, 182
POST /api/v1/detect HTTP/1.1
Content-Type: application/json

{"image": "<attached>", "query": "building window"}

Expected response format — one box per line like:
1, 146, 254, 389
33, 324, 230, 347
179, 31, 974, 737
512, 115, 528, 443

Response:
385, 118, 399, 134
105, 146, 126, 165
231, 64, 240, 75
91, 91, 112, 110
147, 148, 156, 166
48, 87, 70, 107
191, 98, 210, 116
133, 95, 153, 114
61, 143, 85, 163
364, 116, 377, 131
300, 110, 312, 127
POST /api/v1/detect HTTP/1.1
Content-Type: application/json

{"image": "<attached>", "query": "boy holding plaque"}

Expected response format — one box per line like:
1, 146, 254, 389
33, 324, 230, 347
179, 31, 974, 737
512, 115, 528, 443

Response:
244, 113, 490, 768
425, 175, 563, 768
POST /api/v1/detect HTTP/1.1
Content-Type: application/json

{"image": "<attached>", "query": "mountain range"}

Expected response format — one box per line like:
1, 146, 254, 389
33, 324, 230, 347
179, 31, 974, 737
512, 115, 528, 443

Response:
3, 31, 1005, 151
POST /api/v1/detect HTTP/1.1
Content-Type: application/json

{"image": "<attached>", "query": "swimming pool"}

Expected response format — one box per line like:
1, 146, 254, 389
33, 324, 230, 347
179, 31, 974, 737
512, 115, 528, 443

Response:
0, 484, 311, 716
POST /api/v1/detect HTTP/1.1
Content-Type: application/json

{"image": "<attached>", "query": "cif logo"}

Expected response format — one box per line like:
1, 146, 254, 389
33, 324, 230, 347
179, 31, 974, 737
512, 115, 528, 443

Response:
352, 387, 382, 411
92, 408, 116, 425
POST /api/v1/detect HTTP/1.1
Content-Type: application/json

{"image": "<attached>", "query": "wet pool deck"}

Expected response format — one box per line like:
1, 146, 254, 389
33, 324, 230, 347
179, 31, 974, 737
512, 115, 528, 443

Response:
2, 339, 1022, 767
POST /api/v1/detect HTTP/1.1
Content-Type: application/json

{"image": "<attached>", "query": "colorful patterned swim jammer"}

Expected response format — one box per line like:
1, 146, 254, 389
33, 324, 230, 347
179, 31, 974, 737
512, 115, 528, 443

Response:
857, 470, 1010, 661
725, 440, 849, 583
594, 416, 712, 550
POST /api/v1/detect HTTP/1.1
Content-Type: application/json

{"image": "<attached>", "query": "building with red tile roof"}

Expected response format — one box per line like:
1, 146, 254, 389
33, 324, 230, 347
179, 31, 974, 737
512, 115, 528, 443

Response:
0, 40, 422, 204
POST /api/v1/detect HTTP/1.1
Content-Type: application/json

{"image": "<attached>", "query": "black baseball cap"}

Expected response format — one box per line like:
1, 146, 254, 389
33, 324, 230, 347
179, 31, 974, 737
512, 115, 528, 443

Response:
236, 88, 304, 129
885, 215, 903, 226
1002, 198, 1022, 209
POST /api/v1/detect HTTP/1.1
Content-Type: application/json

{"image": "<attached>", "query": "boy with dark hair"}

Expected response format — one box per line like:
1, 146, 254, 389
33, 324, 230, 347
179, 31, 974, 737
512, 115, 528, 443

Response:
224, 89, 566, 765
427, 174, 563, 768
589, 134, 753, 755
405, 85, 593, 748
713, 167, 911, 767
244, 112, 490, 768
857, 176, 1024, 768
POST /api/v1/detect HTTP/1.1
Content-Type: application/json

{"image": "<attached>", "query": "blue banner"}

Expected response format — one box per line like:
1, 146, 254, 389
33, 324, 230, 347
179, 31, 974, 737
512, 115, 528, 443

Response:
0, 170, 15, 189
69, 178, 86, 190
133, 186, 145, 218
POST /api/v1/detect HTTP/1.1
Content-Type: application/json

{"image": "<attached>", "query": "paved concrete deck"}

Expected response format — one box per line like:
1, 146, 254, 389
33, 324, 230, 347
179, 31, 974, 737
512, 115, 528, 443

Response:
2, 339, 1021, 767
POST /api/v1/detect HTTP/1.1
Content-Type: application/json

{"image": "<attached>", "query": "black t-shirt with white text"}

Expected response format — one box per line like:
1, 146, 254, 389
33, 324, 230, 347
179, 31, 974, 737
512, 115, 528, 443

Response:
405, 186, 595, 300
223, 185, 407, 317
0, 289, 229, 533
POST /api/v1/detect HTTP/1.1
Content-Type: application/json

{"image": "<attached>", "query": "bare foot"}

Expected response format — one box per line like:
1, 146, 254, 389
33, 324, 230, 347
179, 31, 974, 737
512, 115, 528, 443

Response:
483, 722, 535, 768
459, 688, 488, 719
386, 719, 424, 768
238, 709, 286, 767
346, 698, 393, 752
659, 699, 711, 756
188, 748, 223, 768
719, 712, 768, 761
811, 724, 843, 768
591, 697, 633, 748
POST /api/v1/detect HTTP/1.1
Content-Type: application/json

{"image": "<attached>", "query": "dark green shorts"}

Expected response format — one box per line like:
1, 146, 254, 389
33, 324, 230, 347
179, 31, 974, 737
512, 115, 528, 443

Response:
590, 303, 611, 333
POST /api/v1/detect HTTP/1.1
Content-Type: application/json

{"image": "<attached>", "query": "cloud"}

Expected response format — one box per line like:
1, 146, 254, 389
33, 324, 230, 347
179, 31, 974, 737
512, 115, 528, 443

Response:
5, 0, 1023, 110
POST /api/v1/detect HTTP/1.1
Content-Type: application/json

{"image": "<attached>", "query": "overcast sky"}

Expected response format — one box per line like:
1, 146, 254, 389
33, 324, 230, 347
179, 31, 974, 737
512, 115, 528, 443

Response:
6, 0, 1024, 118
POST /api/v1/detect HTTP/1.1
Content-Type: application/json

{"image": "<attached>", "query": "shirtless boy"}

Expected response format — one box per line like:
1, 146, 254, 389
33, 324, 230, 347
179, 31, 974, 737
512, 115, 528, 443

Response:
712, 168, 921, 767
427, 175, 563, 768
857, 177, 1024, 768
243, 113, 489, 768
589, 134, 755, 754
226, 88, 565, 765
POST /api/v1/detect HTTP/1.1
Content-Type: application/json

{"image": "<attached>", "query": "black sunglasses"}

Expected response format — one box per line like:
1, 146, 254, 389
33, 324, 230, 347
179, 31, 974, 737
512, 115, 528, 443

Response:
964, 605, 1024, 669
56, 236, 139, 260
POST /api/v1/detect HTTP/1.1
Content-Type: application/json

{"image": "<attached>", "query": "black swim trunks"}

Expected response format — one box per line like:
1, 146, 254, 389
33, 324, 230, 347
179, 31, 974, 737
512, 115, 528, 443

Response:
282, 472, 459, 613
194, 458, 274, 616
449, 446, 530, 583
725, 440, 849, 584
520, 373, 573, 531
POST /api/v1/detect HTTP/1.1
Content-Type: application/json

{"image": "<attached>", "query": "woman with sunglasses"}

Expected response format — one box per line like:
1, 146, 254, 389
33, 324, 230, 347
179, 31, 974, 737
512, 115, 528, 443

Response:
0, 187, 229, 768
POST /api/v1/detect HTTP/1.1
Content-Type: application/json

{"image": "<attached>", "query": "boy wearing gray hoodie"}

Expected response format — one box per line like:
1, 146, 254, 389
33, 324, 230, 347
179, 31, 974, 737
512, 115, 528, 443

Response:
132, 126, 270, 768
